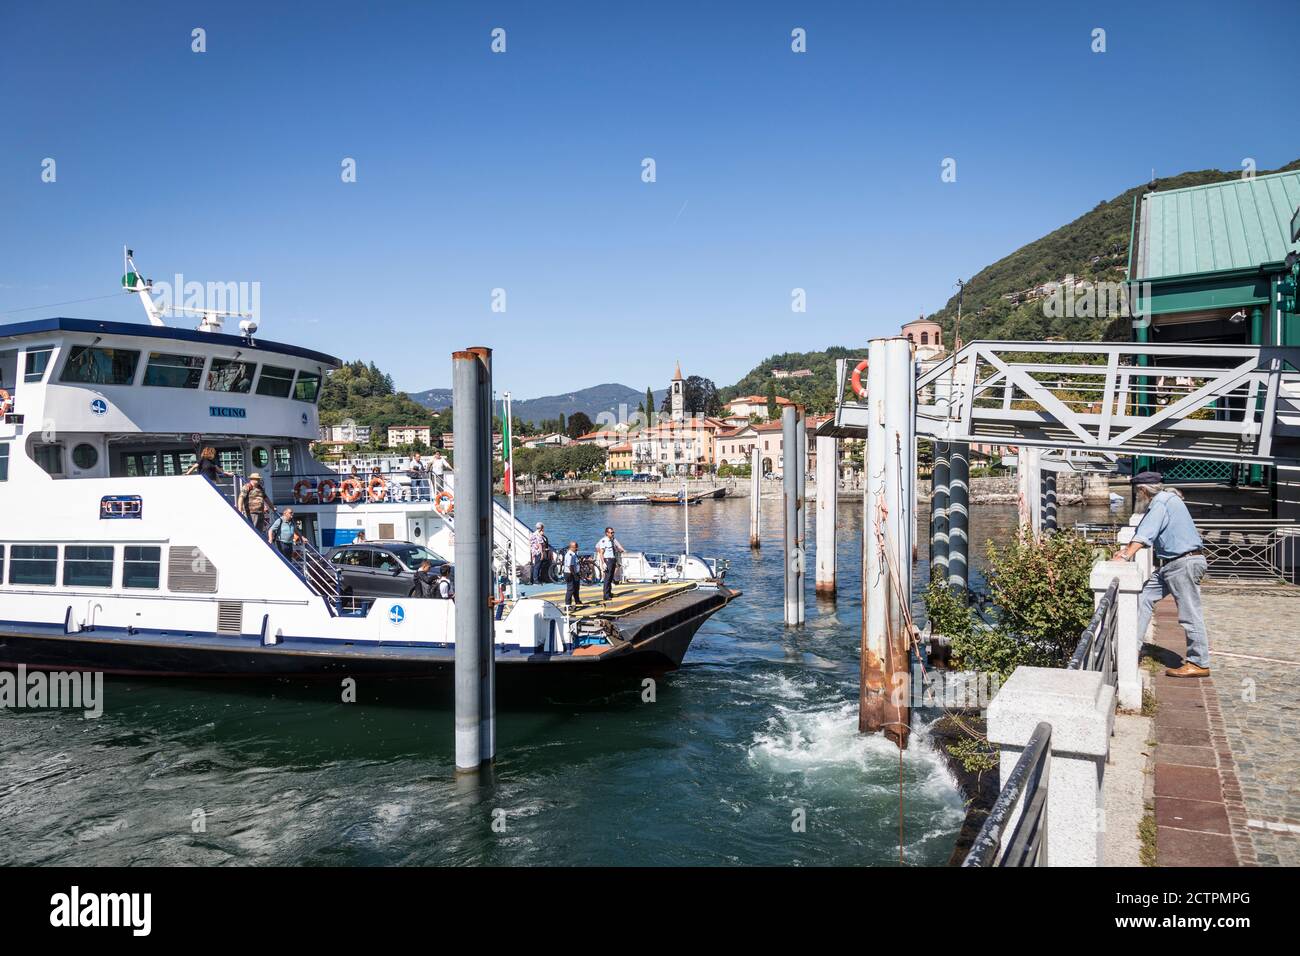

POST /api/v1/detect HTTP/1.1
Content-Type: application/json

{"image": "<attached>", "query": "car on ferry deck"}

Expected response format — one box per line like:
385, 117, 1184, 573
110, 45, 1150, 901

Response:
327, 541, 450, 598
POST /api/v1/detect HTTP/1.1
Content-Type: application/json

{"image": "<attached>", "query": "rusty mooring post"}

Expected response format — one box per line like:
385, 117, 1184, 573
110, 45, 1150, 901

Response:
859, 337, 914, 747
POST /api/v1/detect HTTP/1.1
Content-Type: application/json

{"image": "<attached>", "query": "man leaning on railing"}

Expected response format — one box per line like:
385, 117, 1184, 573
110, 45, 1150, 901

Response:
1111, 471, 1210, 679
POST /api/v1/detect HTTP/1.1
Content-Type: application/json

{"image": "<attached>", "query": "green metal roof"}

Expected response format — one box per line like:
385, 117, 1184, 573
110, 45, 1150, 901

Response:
1136, 170, 1300, 281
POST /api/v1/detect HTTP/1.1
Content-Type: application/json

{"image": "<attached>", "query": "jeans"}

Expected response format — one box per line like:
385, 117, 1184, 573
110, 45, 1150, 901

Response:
1136, 553, 1209, 667
532, 554, 545, 584
275, 540, 294, 561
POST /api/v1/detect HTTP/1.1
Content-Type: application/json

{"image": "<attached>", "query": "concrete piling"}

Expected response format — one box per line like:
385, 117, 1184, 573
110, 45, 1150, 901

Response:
815, 433, 837, 596
795, 411, 806, 623
452, 346, 495, 773
931, 440, 950, 585
1042, 470, 1057, 534
782, 406, 800, 626
947, 442, 969, 596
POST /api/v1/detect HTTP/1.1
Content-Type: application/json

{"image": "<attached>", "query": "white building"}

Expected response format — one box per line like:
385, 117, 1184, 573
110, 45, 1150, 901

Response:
387, 424, 432, 447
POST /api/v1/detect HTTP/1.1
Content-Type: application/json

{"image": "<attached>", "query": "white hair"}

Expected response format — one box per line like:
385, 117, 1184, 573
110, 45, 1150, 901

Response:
1137, 482, 1183, 500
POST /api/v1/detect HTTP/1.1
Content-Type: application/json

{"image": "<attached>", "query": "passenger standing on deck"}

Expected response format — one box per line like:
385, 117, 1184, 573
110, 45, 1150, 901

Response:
530, 522, 550, 584
268, 507, 296, 559
430, 451, 449, 490
436, 564, 454, 600
238, 473, 271, 535
596, 527, 625, 601
1112, 471, 1210, 678
411, 560, 438, 598
406, 453, 427, 500
563, 541, 582, 606
185, 446, 230, 483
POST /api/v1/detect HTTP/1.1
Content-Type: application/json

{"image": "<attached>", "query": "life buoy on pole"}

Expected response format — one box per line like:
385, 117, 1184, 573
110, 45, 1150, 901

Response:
434, 489, 454, 516
317, 479, 338, 504
0, 389, 12, 416
293, 479, 317, 503
340, 478, 363, 503
850, 359, 869, 398
367, 476, 388, 502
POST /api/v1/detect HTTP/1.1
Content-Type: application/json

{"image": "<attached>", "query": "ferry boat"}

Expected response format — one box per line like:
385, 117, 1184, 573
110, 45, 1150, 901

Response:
0, 253, 738, 680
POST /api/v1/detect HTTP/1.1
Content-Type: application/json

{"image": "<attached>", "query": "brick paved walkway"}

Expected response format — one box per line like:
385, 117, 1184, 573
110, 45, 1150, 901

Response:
1148, 583, 1300, 867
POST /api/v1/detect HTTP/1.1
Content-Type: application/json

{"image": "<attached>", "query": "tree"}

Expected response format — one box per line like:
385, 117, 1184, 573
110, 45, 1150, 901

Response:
566, 412, 594, 439
644, 387, 655, 426
766, 381, 778, 419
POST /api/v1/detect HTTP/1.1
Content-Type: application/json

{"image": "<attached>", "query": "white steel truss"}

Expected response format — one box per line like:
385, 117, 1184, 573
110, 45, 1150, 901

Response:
832, 341, 1300, 466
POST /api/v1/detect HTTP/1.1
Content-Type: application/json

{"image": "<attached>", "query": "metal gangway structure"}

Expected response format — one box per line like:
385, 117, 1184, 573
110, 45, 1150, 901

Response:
821, 337, 1300, 742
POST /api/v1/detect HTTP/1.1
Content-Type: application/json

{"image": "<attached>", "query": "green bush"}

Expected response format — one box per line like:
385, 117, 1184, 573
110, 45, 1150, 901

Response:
985, 529, 1099, 667
922, 581, 975, 639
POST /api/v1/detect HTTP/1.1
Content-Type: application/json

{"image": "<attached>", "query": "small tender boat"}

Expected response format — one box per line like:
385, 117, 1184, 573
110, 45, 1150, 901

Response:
604, 493, 649, 504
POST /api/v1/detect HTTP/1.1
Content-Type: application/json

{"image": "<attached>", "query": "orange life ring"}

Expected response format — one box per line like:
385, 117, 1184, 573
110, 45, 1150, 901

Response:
340, 478, 363, 503
850, 359, 869, 398
318, 479, 338, 503
0, 389, 11, 416
434, 489, 454, 516
293, 479, 317, 503
367, 476, 388, 502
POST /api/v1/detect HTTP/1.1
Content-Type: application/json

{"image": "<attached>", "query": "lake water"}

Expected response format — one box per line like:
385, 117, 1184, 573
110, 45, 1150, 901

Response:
0, 495, 1128, 866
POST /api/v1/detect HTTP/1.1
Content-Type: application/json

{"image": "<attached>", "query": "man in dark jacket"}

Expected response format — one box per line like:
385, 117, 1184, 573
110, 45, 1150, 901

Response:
411, 560, 439, 598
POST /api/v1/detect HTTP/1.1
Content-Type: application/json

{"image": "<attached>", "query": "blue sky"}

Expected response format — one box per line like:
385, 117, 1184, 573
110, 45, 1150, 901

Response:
2, 0, 1296, 399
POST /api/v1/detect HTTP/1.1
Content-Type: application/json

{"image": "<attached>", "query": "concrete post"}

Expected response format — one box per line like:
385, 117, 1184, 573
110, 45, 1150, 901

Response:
1042, 470, 1057, 534
1091, 558, 1147, 711
782, 406, 799, 626
987, 667, 1116, 866
861, 341, 889, 732
931, 440, 950, 584
451, 347, 495, 772
795, 411, 806, 623
749, 445, 761, 549
1018, 446, 1041, 535
815, 433, 838, 596
947, 442, 969, 594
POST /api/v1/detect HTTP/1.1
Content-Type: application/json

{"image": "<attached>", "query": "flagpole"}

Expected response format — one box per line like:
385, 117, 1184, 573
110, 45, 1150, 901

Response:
505, 392, 519, 600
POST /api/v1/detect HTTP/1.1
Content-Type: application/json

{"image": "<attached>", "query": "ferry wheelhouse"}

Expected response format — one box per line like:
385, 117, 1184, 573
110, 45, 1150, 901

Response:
0, 262, 736, 680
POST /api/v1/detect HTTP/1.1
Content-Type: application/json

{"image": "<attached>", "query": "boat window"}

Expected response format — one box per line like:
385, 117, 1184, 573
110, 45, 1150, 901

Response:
207, 358, 256, 393
64, 545, 114, 588
272, 446, 292, 474
0, 442, 8, 481
23, 346, 54, 383
218, 448, 244, 475
293, 370, 321, 403
0, 545, 4, 582
9, 544, 57, 586
143, 352, 205, 389
252, 447, 270, 469
34, 443, 62, 476
72, 443, 99, 470
123, 545, 162, 589
60, 346, 140, 385
256, 365, 295, 398
124, 453, 158, 477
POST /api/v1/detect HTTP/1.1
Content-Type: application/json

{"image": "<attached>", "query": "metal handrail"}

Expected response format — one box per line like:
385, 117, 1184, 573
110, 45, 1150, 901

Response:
1069, 577, 1119, 687
962, 721, 1052, 867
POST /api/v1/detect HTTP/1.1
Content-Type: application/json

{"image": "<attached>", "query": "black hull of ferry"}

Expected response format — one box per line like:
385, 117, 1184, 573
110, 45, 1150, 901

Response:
0, 587, 735, 687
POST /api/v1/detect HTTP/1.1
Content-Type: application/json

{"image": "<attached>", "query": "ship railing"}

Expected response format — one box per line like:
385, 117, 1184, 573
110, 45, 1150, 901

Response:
229, 476, 349, 615
272, 471, 452, 506
962, 721, 1052, 867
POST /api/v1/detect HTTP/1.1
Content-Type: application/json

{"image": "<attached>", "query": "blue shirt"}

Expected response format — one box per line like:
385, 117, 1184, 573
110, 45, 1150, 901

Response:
1132, 491, 1202, 560
270, 516, 296, 544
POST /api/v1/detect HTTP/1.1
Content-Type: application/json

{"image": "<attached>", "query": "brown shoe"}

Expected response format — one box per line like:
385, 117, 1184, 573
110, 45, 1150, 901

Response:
1165, 662, 1211, 678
